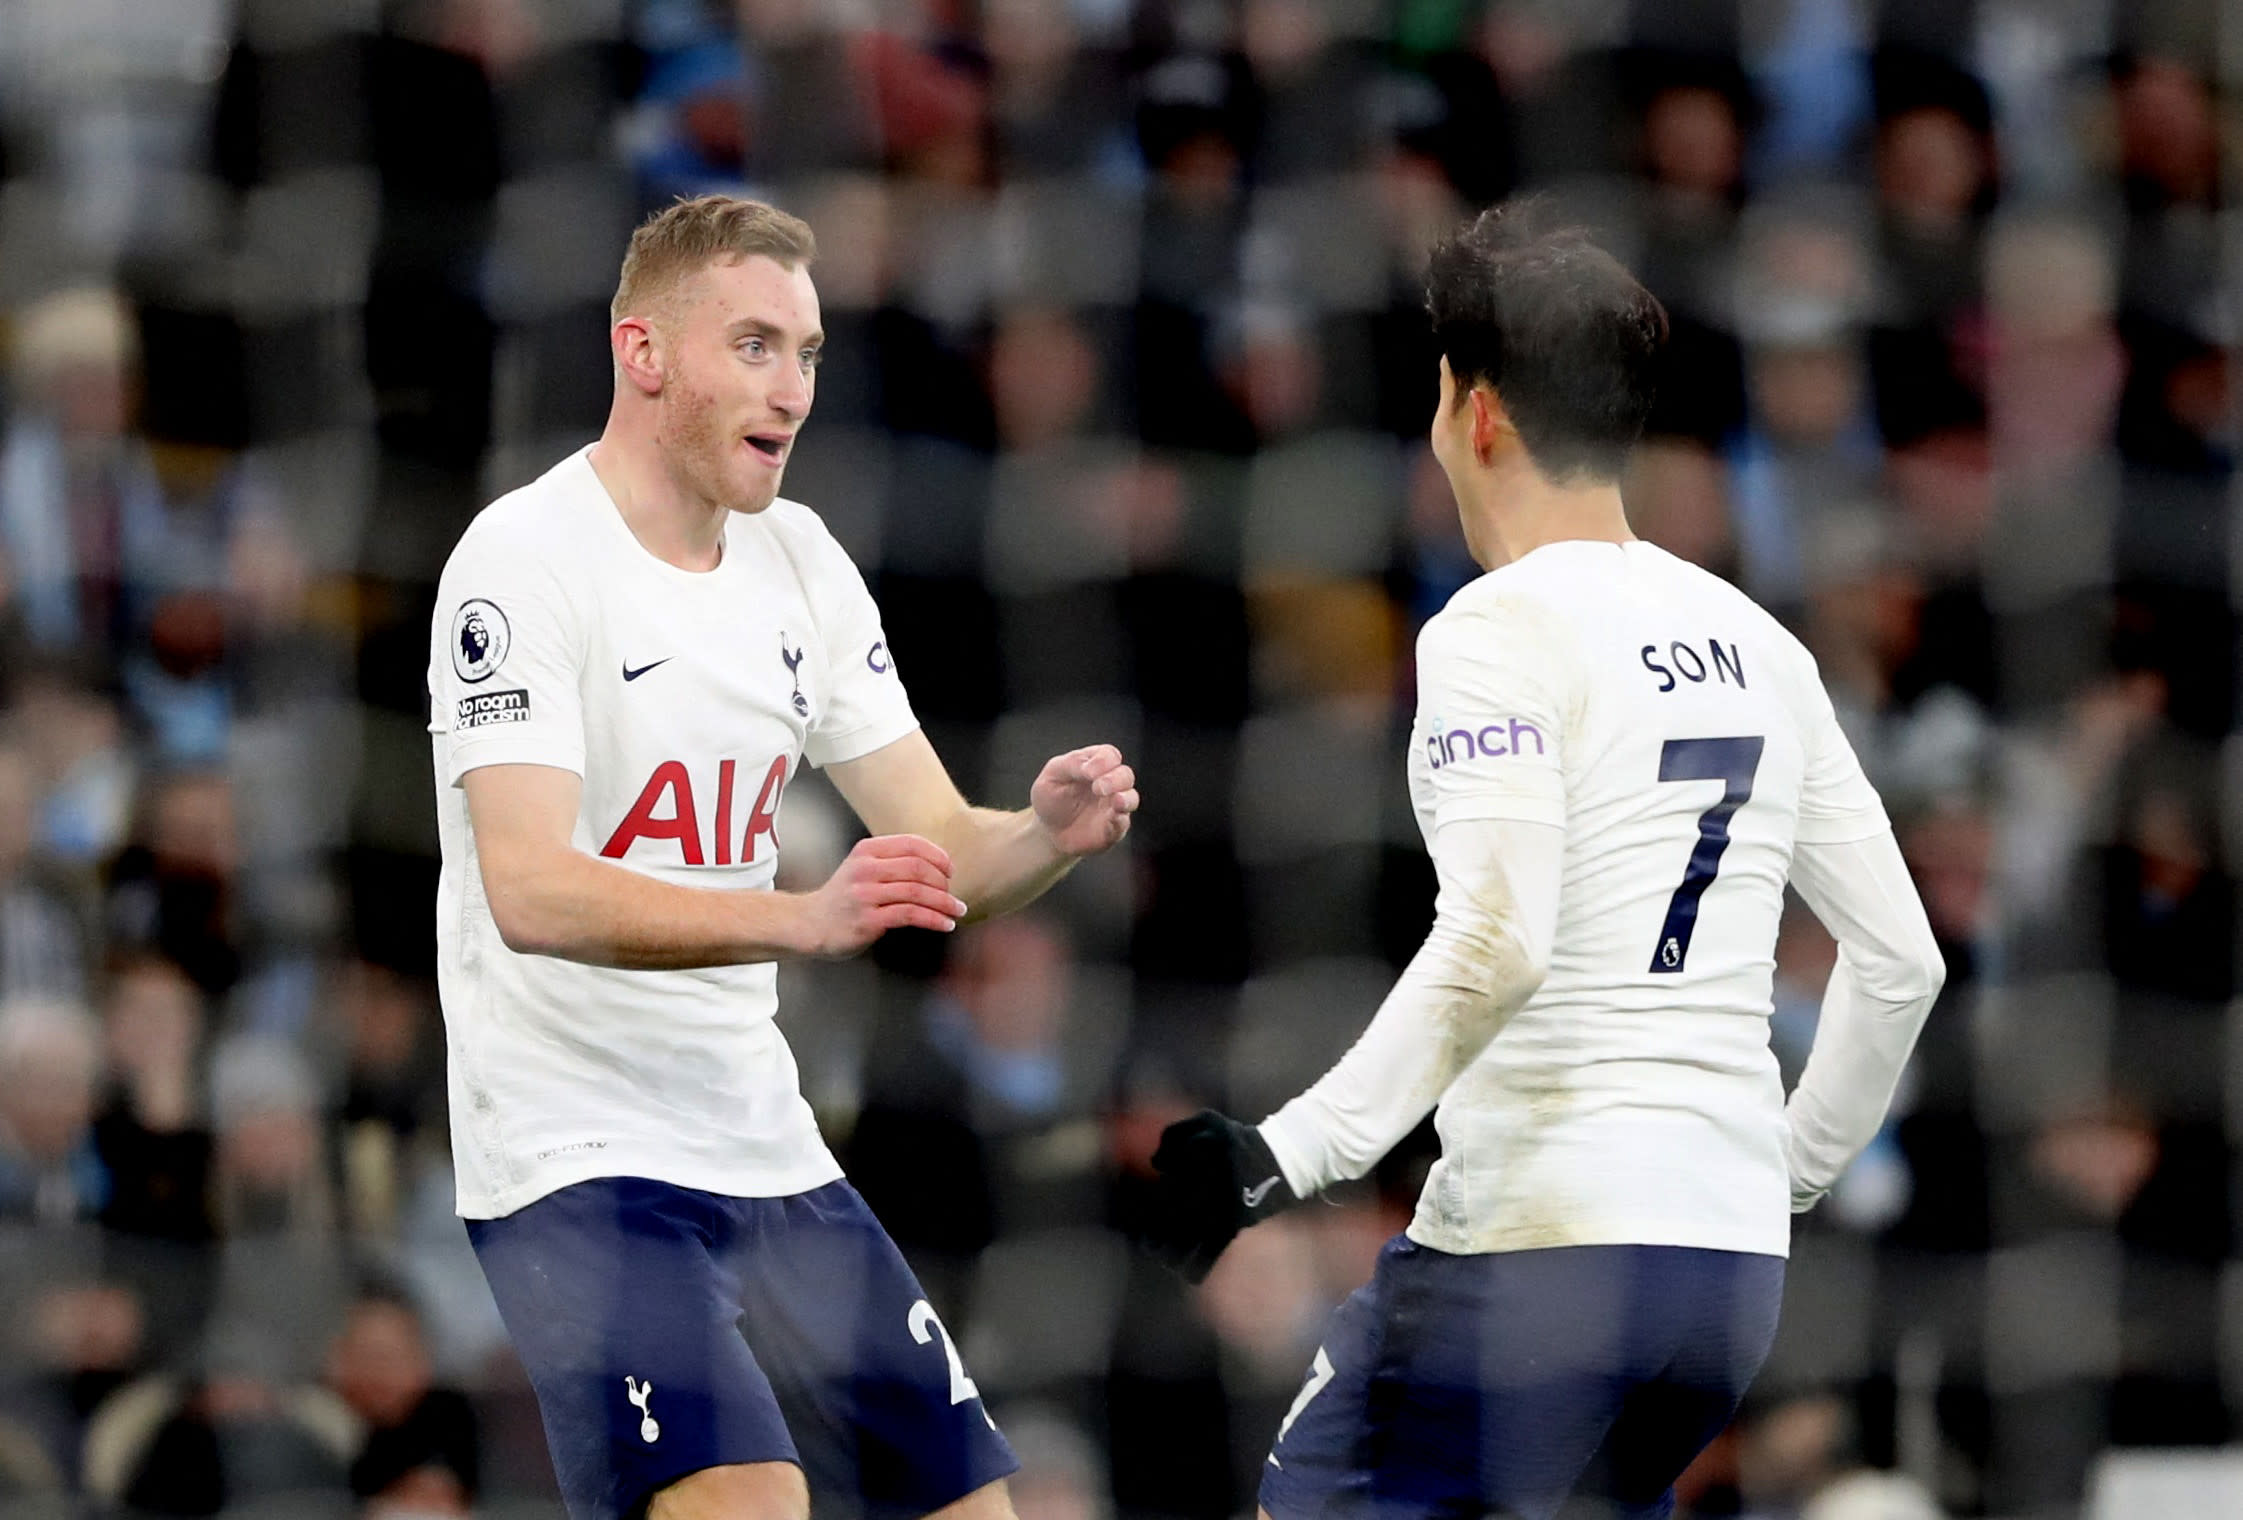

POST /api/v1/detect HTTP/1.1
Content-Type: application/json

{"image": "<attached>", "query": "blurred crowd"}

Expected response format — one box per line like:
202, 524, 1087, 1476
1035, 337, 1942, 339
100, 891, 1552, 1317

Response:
0, 0, 2235, 1517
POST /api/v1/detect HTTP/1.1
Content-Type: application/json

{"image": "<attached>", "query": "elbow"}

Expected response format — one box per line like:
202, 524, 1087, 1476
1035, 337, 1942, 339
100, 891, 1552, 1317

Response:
1456, 936, 1547, 1038
1430, 915, 1546, 1022
1908, 928, 1948, 1006
1501, 955, 1550, 1017
490, 898, 564, 958
1872, 932, 1946, 1013
1495, 927, 1550, 1012
481, 863, 573, 959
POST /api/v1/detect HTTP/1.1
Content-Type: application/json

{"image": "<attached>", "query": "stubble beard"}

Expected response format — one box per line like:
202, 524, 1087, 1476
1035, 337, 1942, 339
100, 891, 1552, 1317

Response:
657, 374, 779, 516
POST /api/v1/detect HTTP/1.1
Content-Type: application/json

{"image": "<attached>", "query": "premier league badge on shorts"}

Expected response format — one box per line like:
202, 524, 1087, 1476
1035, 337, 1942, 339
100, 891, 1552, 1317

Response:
453, 598, 512, 683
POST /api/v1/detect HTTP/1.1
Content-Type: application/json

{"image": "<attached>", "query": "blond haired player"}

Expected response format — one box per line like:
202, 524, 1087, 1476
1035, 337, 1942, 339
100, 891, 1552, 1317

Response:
431, 197, 1136, 1520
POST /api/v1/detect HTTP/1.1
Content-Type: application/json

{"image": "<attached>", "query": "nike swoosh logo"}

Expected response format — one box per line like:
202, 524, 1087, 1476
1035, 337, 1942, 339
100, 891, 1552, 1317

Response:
1242, 1176, 1280, 1209
622, 658, 672, 682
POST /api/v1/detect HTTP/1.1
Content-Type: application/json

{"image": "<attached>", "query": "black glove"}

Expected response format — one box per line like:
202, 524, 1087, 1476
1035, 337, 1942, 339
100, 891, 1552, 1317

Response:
1135, 1109, 1303, 1283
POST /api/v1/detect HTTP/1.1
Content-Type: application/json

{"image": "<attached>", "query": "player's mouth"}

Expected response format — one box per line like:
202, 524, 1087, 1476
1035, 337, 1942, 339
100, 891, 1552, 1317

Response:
743, 433, 791, 467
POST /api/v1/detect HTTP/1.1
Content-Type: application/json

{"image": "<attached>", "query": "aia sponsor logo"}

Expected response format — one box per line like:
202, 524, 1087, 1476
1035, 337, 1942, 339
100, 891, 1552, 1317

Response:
601, 756, 790, 865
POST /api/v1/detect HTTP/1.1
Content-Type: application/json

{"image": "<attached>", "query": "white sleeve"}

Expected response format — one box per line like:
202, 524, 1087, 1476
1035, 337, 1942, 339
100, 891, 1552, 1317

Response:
1257, 817, 1563, 1196
1413, 597, 1572, 831
1795, 656, 1888, 845
1784, 827, 1946, 1209
799, 530, 918, 769
430, 529, 587, 784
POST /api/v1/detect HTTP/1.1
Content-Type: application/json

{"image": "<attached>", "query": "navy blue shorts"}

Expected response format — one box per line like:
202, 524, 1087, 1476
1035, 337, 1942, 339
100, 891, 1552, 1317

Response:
468, 1177, 1017, 1520
1260, 1238, 1784, 1520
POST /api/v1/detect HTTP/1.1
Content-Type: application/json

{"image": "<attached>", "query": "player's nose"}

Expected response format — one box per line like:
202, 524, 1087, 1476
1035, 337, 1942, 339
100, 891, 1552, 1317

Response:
768, 364, 811, 419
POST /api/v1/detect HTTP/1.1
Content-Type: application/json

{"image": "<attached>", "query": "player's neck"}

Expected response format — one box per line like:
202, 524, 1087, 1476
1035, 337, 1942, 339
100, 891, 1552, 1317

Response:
587, 431, 729, 572
1461, 463, 1634, 570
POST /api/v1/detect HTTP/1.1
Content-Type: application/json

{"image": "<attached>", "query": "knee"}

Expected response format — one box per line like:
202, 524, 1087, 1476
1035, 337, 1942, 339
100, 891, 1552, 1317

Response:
646, 1460, 809, 1520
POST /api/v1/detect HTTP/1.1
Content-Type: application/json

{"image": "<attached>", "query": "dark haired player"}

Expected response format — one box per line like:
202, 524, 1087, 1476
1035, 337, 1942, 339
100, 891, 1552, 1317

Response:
1131, 202, 1945, 1518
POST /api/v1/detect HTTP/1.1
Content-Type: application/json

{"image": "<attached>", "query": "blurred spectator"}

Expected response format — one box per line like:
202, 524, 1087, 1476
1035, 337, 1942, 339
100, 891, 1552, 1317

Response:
1622, 49, 1753, 326
0, 288, 144, 655
1984, 215, 2123, 492
90, 1341, 356, 1515
1870, 49, 1994, 333
4, 1276, 147, 1492
93, 954, 214, 1245
2096, 746, 2231, 1004
330, 959, 445, 1240
0, 996, 106, 1224
209, 1034, 334, 1243
1725, 207, 1881, 608
327, 1291, 478, 1513
1626, 437, 1737, 581
106, 771, 242, 997
201, 1035, 346, 1387
628, 38, 755, 205
0, 287, 280, 763
988, 0, 1129, 178
1133, 53, 1256, 452
4, 663, 135, 866
848, 913, 1116, 1301
0, 742, 87, 1003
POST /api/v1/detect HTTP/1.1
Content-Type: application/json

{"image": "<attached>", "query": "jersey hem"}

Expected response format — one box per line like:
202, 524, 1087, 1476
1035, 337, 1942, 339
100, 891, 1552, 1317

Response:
1431, 797, 1568, 829
1403, 1213, 1792, 1259
447, 741, 587, 788
456, 1148, 847, 1220
804, 716, 920, 770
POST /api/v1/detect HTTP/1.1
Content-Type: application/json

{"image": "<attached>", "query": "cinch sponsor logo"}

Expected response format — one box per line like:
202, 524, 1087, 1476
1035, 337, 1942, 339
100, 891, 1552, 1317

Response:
457, 689, 531, 728
1425, 718, 1546, 770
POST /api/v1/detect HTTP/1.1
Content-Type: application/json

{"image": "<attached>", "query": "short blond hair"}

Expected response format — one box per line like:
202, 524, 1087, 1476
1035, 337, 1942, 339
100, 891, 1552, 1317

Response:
612, 196, 817, 326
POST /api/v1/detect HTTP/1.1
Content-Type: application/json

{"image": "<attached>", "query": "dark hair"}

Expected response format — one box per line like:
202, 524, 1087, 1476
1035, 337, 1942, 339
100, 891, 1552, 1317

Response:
1424, 200, 1669, 483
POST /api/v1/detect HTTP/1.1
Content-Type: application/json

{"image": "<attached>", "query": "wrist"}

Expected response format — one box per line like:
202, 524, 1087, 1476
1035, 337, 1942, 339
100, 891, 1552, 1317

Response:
1025, 805, 1080, 862
757, 888, 822, 960
1235, 1122, 1301, 1223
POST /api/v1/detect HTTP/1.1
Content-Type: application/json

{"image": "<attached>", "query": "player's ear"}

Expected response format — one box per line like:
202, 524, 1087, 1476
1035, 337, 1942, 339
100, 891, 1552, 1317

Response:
612, 315, 664, 397
1468, 383, 1512, 466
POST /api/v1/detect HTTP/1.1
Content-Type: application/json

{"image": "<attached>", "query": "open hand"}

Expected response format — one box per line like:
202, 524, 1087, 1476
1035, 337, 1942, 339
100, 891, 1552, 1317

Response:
797, 835, 966, 957
1030, 744, 1138, 856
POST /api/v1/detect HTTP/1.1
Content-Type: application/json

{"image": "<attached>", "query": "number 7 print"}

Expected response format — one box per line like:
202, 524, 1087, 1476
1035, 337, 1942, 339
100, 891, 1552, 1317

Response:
1647, 736, 1764, 974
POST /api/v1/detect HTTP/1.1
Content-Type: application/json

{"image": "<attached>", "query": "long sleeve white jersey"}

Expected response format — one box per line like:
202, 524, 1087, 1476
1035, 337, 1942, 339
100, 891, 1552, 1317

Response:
1262, 540, 1943, 1259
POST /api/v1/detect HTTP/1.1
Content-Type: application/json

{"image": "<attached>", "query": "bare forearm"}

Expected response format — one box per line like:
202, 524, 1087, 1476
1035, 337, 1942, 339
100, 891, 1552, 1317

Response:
484, 847, 808, 969
933, 806, 1075, 922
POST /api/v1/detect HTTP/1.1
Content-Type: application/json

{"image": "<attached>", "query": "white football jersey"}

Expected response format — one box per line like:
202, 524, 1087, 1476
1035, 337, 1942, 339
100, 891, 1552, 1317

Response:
1403, 540, 1886, 1258
427, 448, 917, 1218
